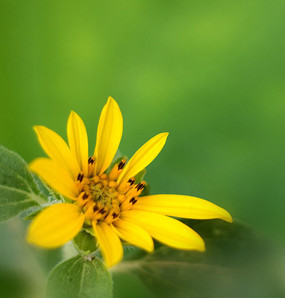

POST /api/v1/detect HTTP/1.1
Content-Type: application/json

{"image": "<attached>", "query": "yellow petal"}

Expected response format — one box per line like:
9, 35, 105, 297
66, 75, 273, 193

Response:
93, 221, 123, 267
94, 97, 123, 175
27, 203, 85, 248
30, 158, 79, 200
113, 218, 154, 252
67, 111, 89, 176
34, 126, 80, 179
121, 210, 205, 251
134, 195, 233, 223
117, 132, 168, 185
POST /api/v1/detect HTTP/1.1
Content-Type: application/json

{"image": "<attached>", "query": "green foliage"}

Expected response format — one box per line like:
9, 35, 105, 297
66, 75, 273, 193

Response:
0, 268, 35, 298
73, 229, 97, 255
0, 219, 63, 298
46, 255, 112, 298
134, 169, 146, 183
0, 145, 50, 223
22, 207, 45, 221
114, 219, 285, 298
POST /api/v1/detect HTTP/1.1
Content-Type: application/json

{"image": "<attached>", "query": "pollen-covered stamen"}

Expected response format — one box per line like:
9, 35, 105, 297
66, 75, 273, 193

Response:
125, 181, 145, 201
121, 181, 145, 210
121, 196, 137, 210
77, 173, 84, 183
136, 182, 145, 191
117, 177, 135, 193
88, 156, 96, 176
75, 171, 86, 191
88, 157, 95, 164
82, 193, 89, 200
118, 160, 126, 170
108, 158, 126, 181
129, 178, 135, 186
77, 191, 90, 207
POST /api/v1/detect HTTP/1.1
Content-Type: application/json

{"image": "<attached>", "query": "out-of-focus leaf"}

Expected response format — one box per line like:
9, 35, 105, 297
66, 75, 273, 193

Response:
112, 270, 156, 298
0, 268, 35, 298
115, 219, 285, 298
46, 255, 112, 298
134, 169, 146, 183
22, 207, 45, 221
73, 229, 97, 255
0, 145, 50, 223
122, 245, 148, 261
0, 218, 63, 297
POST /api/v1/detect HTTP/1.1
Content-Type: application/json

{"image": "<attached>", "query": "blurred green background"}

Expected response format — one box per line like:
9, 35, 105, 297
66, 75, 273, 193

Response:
0, 0, 285, 297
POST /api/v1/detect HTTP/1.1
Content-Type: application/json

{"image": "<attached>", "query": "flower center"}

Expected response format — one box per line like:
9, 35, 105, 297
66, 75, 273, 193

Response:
75, 158, 145, 225
90, 182, 116, 207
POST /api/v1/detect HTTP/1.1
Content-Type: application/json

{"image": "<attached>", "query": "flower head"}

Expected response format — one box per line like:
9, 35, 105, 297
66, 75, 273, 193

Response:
28, 97, 232, 267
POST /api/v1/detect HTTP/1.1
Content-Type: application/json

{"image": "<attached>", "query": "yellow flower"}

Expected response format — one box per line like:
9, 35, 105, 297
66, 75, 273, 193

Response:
27, 97, 232, 267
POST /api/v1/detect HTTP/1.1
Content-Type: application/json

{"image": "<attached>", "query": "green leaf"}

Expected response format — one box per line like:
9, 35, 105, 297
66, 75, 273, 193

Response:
0, 267, 35, 298
33, 174, 63, 202
122, 245, 148, 261
0, 187, 39, 223
73, 229, 97, 255
46, 255, 112, 298
0, 145, 49, 223
22, 206, 45, 221
0, 218, 63, 297
134, 169, 146, 183
114, 219, 285, 298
